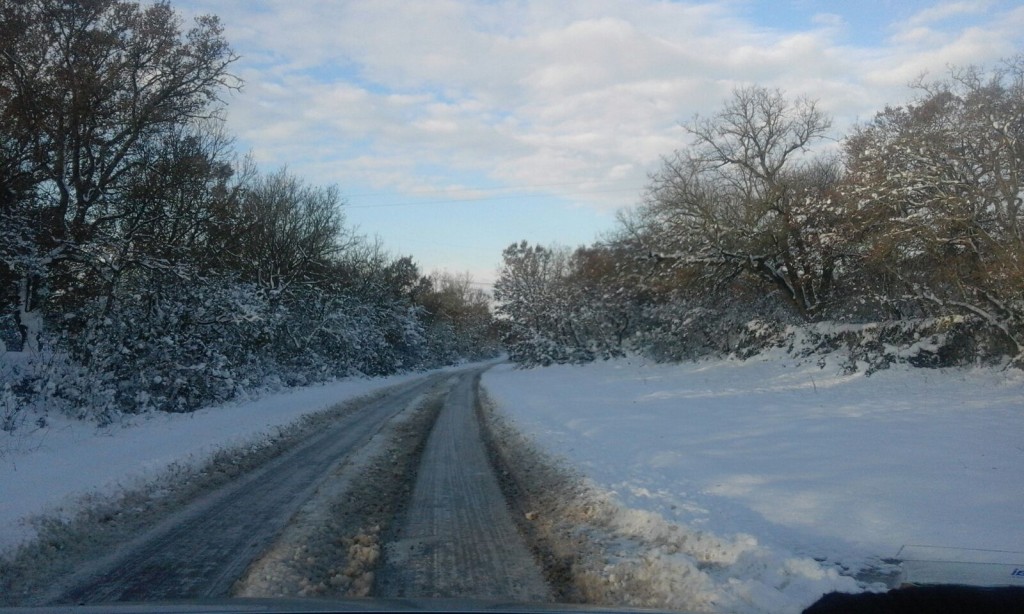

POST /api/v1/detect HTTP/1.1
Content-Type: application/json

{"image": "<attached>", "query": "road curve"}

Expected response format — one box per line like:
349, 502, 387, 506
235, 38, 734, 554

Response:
375, 369, 551, 601
42, 373, 446, 605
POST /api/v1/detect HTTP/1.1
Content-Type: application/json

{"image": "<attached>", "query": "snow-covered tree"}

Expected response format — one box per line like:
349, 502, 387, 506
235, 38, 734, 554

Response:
494, 242, 628, 365
0, 0, 239, 351
494, 242, 577, 365
844, 59, 1024, 362
0, 1, 503, 428
640, 86, 842, 319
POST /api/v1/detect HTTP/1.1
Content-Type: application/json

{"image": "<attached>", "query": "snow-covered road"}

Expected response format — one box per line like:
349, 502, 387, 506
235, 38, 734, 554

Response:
376, 368, 550, 601
3, 364, 558, 607
0, 370, 432, 554
33, 374, 448, 605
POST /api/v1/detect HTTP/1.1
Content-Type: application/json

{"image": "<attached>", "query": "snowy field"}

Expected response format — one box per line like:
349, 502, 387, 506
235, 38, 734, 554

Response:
0, 370, 430, 553
483, 354, 1024, 611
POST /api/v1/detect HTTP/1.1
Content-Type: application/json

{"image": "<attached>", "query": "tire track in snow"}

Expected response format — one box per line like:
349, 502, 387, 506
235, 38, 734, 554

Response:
38, 373, 446, 605
375, 369, 551, 602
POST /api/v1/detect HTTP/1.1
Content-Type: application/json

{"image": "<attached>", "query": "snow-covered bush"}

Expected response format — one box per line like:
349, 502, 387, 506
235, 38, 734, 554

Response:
0, 340, 117, 427
57, 275, 259, 413
782, 317, 1010, 374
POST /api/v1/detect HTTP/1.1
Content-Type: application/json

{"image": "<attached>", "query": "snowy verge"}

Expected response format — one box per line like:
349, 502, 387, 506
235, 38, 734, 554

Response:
481, 354, 1024, 612
479, 390, 859, 614
742, 316, 1012, 372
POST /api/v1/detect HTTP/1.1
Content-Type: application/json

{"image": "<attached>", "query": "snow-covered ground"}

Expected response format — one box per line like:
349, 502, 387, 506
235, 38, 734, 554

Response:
483, 354, 1024, 611
0, 370, 429, 553
4, 353, 1022, 612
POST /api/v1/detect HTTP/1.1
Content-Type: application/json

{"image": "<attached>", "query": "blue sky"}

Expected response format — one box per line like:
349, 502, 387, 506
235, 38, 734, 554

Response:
172, 0, 1023, 289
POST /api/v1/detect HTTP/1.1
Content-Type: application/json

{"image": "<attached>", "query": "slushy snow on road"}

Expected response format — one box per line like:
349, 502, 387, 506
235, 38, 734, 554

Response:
0, 371, 428, 552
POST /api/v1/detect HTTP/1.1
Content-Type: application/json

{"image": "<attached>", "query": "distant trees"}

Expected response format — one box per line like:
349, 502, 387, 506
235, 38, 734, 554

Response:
493, 241, 627, 365
497, 60, 1024, 369
0, 0, 497, 427
416, 271, 500, 362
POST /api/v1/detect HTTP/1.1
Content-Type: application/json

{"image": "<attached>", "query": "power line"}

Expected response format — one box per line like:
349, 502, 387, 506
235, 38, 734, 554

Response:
345, 185, 637, 209
341, 178, 633, 199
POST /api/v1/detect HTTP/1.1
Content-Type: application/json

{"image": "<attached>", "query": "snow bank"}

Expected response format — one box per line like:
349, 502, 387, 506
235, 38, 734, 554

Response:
0, 371, 426, 552
482, 355, 1024, 611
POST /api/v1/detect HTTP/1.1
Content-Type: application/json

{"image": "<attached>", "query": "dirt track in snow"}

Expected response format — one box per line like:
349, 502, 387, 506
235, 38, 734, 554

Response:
30, 373, 448, 605
236, 368, 553, 602
374, 369, 550, 601
7, 366, 570, 606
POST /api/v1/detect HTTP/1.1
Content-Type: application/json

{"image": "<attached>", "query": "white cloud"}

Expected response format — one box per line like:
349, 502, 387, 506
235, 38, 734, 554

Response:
868, 10, 1024, 88
811, 12, 845, 28
906, 0, 991, 27
176, 0, 1023, 217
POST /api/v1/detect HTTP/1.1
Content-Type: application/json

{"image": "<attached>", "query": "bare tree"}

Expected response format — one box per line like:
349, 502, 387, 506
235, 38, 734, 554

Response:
223, 168, 346, 295
641, 85, 841, 317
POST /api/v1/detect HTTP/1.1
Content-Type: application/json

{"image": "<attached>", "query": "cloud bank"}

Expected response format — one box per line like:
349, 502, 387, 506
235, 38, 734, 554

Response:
172, 0, 1023, 279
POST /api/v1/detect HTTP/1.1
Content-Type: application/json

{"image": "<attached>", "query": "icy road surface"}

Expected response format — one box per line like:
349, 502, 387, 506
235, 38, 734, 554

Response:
38, 374, 448, 604
18, 366, 552, 606
376, 369, 550, 601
